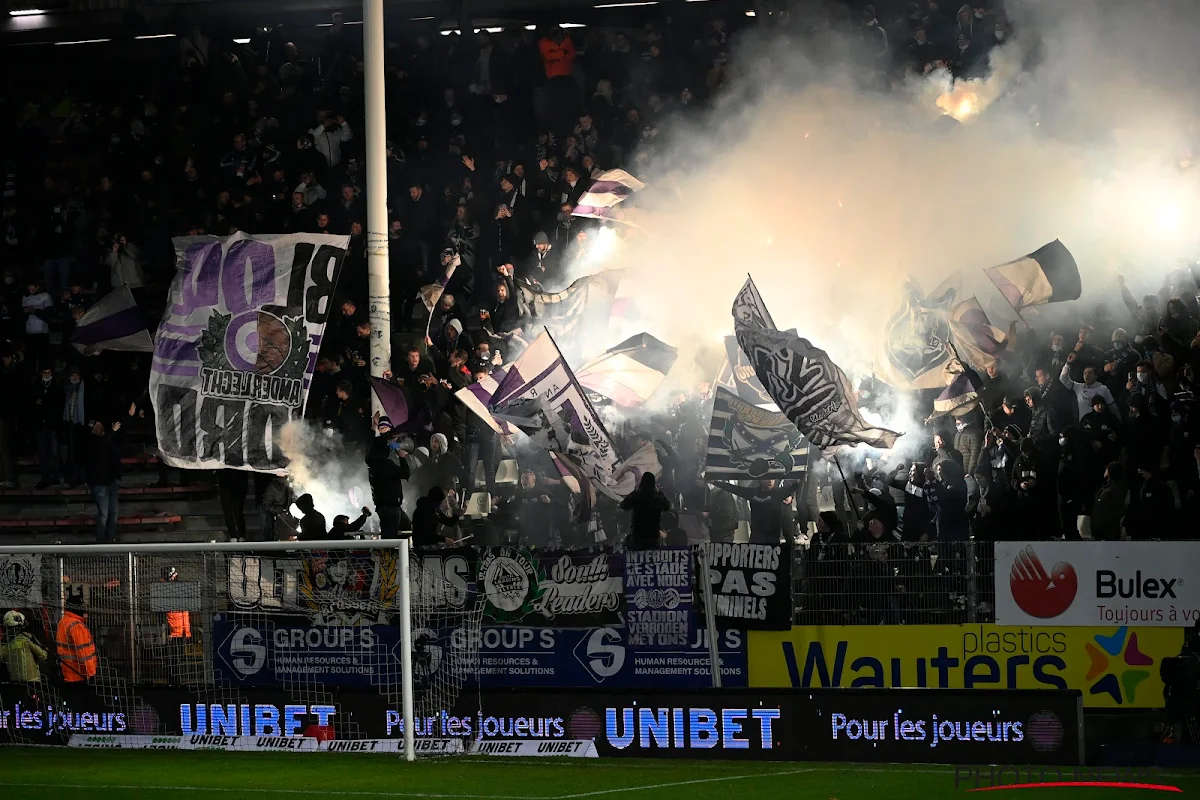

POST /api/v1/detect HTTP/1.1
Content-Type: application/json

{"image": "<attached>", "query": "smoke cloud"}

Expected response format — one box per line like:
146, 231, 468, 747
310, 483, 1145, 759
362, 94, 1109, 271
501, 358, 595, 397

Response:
575, 0, 1200, 399
279, 420, 374, 528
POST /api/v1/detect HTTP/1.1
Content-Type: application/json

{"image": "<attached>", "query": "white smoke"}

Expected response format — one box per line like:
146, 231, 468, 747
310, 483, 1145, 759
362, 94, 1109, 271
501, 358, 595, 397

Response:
553, 0, 1200, 447
279, 420, 373, 529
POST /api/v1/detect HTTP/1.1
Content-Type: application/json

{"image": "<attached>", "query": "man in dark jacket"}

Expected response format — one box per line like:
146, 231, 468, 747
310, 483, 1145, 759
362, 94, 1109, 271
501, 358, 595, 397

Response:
85, 420, 121, 543
32, 366, 63, 489
367, 417, 411, 538
620, 473, 670, 550
0, 349, 24, 487
708, 478, 797, 544
412, 486, 460, 547
295, 494, 328, 541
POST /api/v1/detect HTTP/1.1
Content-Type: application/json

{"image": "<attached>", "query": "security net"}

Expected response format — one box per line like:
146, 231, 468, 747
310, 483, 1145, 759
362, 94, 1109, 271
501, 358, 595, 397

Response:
0, 545, 483, 752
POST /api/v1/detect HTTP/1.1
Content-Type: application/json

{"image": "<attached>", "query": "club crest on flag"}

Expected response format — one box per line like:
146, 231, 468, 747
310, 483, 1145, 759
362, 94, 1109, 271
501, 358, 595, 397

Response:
882, 281, 958, 384
707, 388, 808, 479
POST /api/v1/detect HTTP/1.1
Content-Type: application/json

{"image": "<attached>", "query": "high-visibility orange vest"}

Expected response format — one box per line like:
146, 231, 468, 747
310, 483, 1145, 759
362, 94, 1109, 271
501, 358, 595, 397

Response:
539, 36, 576, 78
166, 610, 191, 639
55, 611, 97, 683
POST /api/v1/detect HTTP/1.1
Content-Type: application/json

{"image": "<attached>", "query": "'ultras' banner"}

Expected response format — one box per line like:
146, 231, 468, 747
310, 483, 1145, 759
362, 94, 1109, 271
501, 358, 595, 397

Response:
747, 624, 1186, 709
697, 543, 792, 630
151, 233, 349, 472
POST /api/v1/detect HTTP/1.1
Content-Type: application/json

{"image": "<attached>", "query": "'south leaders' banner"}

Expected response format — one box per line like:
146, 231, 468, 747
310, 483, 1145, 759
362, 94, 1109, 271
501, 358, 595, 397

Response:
478, 547, 623, 627
151, 233, 348, 472
697, 542, 792, 630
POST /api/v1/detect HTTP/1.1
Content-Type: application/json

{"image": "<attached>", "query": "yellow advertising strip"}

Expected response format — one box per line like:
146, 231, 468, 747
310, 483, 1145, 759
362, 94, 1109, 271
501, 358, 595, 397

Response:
748, 625, 1185, 709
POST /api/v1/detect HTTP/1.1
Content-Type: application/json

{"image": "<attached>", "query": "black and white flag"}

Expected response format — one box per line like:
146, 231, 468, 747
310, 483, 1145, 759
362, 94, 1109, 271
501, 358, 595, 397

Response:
706, 387, 809, 479
732, 276, 900, 453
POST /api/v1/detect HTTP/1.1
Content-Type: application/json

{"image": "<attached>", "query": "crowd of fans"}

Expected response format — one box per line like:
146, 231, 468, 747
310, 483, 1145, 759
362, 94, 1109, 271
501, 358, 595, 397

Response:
1, 3, 1192, 626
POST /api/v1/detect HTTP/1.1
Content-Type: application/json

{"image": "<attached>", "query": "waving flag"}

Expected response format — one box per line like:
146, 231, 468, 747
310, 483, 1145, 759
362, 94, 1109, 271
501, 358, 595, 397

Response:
71, 285, 154, 356
733, 276, 900, 453
418, 250, 460, 312
571, 169, 646, 222
517, 270, 624, 340
706, 387, 809, 479
985, 239, 1080, 313
577, 333, 678, 407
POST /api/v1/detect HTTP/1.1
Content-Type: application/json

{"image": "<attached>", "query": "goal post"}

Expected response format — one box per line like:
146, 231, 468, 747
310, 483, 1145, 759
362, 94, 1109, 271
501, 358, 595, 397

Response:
0, 539, 481, 760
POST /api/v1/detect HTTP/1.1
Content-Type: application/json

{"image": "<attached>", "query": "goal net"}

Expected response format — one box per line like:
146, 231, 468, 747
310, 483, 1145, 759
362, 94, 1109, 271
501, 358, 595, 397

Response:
0, 542, 483, 756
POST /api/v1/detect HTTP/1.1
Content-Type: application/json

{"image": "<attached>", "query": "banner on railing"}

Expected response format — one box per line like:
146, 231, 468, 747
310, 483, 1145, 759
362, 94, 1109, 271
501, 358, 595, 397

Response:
151, 232, 349, 473
696, 543, 791, 630
463, 626, 745, 688
624, 547, 693, 648
995, 542, 1200, 627
746, 624, 1185, 708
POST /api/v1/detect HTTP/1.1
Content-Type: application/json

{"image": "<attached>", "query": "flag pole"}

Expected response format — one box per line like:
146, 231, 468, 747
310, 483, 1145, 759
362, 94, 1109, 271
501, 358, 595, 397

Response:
831, 451, 863, 523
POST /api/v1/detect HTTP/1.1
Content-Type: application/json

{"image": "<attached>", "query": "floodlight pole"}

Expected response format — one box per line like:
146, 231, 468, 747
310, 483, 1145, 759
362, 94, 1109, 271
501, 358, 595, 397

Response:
364, 0, 391, 411
363, 0, 414, 763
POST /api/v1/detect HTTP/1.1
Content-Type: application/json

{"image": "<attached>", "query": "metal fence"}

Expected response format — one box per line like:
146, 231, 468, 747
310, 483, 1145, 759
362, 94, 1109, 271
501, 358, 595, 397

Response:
791, 539, 994, 626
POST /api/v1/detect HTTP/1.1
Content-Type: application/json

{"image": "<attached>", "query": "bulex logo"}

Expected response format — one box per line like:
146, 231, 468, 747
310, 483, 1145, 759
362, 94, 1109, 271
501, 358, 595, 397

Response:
1085, 625, 1153, 704
1009, 546, 1078, 619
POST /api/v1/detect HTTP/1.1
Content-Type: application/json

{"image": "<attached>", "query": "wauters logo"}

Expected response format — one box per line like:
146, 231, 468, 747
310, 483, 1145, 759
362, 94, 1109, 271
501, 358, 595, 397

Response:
1084, 626, 1153, 704
1009, 546, 1078, 619
479, 547, 543, 622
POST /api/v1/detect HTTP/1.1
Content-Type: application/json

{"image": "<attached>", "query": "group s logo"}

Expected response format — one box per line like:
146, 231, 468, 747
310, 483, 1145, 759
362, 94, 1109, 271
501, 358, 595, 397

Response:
573, 627, 626, 683
1010, 546, 1078, 619
228, 627, 268, 677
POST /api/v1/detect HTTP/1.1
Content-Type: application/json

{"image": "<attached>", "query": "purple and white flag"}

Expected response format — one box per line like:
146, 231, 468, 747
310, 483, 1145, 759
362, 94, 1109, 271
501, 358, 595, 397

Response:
571, 169, 646, 222
71, 285, 154, 356
490, 331, 626, 496
151, 232, 349, 473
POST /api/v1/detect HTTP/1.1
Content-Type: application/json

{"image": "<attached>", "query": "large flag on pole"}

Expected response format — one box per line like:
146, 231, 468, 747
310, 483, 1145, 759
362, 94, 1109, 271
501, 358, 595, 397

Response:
984, 239, 1080, 314
571, 169, 646, 222
733, 276, 900, 452
151, 232, 349, 472
874, 274, 1008, 390
577, 332, 678, 408
706, 387, 809, 479
517, 270, 624, 340
490, 330, 626, 494
71, 285, 154, 356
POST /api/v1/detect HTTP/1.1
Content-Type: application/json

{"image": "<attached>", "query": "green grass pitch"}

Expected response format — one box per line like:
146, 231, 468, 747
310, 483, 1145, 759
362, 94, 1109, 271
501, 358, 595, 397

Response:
0, 748, 1196, 799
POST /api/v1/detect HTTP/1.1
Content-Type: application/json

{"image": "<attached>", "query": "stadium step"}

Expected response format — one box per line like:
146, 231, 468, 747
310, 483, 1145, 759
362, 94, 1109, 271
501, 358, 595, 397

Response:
0, 482, 214, 503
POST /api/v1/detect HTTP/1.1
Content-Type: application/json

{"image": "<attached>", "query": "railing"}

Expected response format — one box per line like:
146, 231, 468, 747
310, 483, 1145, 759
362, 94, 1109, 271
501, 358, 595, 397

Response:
791, 539, 995, 626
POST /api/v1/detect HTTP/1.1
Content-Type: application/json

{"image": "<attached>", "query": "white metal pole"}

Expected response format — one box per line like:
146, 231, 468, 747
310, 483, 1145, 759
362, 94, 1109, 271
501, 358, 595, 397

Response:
363, 0, 391, 412
398, 538, 416, 762
697, 546, 723, 689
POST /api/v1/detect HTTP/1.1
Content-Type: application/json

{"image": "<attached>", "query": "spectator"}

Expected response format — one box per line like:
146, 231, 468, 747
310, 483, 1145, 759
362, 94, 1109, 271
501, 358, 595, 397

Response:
294, 493, 328, 541
367, 416, 411, 539
310, 111, 352, 168
620, 472, 670, 550
412, 486, 460, 547
1060, 360, 1117, 420
31, 365, 63, 489
1091, 462, 1128, 541
85, 419, 121, 543
709, 478, 796, 544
